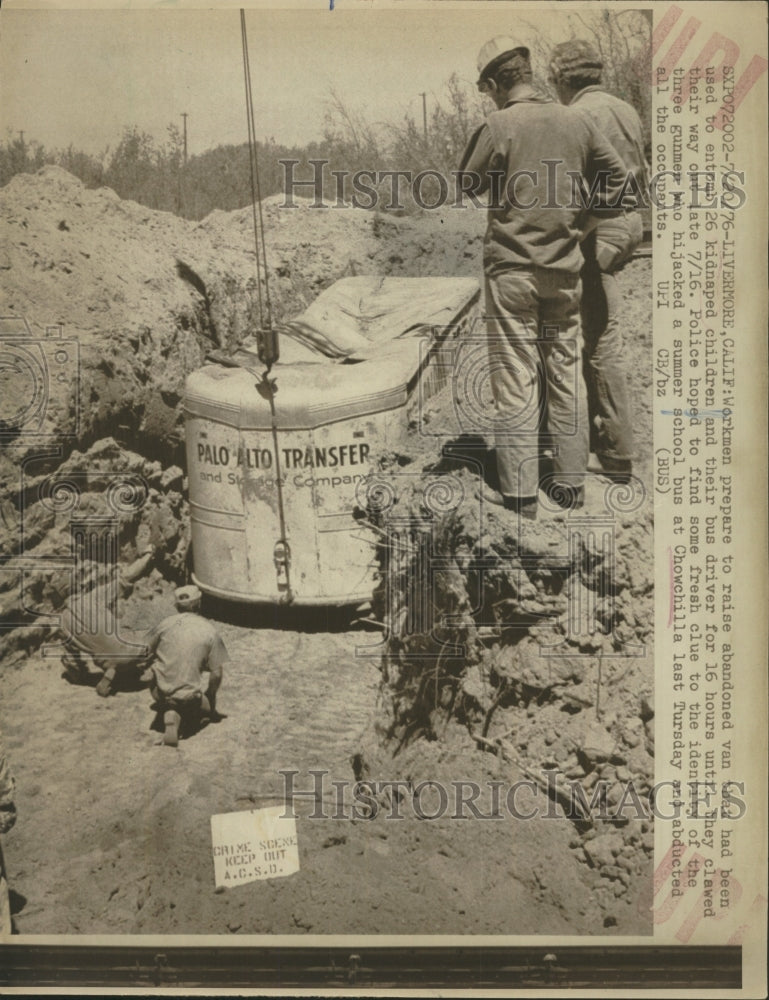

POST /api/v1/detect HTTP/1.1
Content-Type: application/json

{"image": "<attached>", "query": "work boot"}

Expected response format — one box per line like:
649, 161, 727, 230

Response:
588, 453, 632, 483
199, 694, 212, 728
163, 709, 181, 747
476, 482, 537, 519
95, 667, 116, 698
62, 652, 86, 684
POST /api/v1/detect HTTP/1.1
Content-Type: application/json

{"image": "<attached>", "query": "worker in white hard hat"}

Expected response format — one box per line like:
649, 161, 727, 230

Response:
549, 39, 649, 481
144, 585, 228, 747
459, 37, 629, 518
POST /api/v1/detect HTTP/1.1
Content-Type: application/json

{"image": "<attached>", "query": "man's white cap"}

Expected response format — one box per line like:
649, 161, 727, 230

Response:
175, 584, 202, 609
476, 36, 530, 83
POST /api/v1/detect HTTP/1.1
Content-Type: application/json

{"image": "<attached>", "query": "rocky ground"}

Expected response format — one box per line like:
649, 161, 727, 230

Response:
0, 167, 653, 936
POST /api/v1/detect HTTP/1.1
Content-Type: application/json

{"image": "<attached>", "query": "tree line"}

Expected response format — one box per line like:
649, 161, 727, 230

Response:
1, 13, 651, 219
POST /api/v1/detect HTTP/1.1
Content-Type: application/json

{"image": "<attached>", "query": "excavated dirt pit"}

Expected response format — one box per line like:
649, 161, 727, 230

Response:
0, 168, 653, 936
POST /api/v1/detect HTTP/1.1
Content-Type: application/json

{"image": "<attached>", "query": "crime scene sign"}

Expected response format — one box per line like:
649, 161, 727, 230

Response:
210, 807, 299, 888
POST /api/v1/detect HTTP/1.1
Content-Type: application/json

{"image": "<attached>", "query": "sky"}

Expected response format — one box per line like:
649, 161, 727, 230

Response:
0, 2, 645, 157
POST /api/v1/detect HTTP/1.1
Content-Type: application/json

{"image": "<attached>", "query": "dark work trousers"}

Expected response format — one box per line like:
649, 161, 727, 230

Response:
485, 267, 588, 500
581, 212, 643, 463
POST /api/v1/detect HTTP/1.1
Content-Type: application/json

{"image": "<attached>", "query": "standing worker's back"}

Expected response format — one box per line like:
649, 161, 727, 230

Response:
481, 97, 628, 273
549, 39, 648, 478
459, 37, 629, 515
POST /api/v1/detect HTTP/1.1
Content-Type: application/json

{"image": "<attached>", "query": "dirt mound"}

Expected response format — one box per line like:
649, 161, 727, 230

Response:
1, 167, 212, 467
0, 167, 652, 937
0, 166, 485, 666
0, 437, 188, 668
354, 260, 654, 917
0, 168, 484, 466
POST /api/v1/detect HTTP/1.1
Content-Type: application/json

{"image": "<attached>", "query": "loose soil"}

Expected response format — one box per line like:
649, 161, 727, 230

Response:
0, 168, 653, 937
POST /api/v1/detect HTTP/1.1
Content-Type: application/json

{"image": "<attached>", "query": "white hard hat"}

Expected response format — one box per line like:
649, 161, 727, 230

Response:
477, 36, 530, 83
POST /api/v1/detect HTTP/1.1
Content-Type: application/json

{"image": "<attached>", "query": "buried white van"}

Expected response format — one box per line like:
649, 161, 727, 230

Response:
184, 276, 480, 605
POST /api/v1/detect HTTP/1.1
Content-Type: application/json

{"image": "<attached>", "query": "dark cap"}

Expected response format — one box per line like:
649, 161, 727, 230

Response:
549, 39, 603, 78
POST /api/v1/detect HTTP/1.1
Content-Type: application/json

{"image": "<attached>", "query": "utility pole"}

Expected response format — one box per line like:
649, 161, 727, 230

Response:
17, 131, 25, 145
178, 114, 189, 217
419, 92, 428, 143
181, 113, 188, 166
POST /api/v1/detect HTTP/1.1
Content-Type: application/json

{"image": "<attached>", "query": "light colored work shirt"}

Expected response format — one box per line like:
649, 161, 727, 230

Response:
146, 612, 228, 701
458, 86, 628, 274
569, 85, 648, 192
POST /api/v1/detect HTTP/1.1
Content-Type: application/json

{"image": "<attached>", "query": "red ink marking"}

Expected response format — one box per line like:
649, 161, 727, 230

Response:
675, 869, 743, 943
710, 54, 769, 130
649, 4, 768, 130
727, 893, 767, 945
639, 6, 683, 67
657, 16, 702, 83
653, 842, 679, 896
652, 850, 708, 926
677, 32, 741, 104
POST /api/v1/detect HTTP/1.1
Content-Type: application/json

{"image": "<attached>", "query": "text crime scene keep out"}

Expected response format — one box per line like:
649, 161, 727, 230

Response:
210, 807, 299, 888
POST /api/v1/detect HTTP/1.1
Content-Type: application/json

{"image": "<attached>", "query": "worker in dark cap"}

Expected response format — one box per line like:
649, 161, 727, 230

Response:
549, 39, 648, 480
144, 585, 227, 747
459, 37, 629, 517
